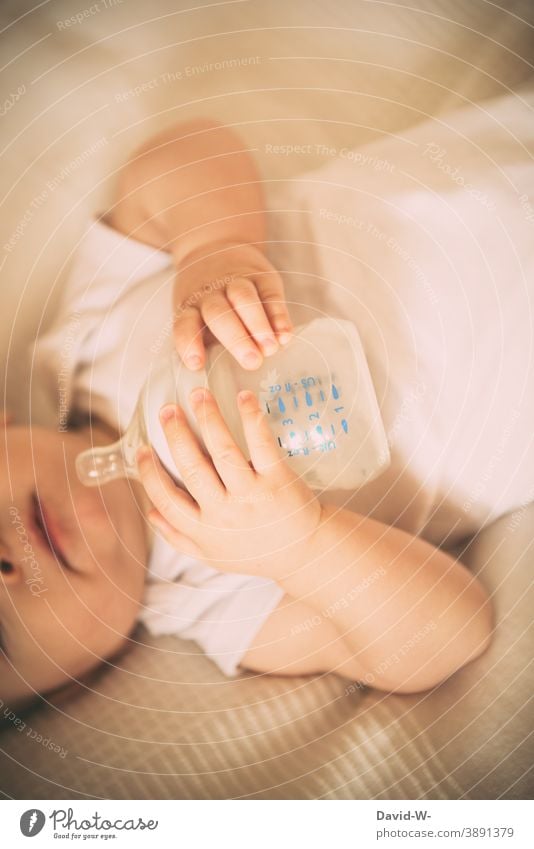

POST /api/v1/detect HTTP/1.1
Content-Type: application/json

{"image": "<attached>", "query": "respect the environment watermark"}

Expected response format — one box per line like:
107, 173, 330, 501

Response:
318, 207, 439, 306
114, 56, 262, 102
3, 138, 108, 255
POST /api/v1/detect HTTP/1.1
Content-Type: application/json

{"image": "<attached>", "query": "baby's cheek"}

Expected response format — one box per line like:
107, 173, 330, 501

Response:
71, 477, 147, 586
73, 480, 122, 527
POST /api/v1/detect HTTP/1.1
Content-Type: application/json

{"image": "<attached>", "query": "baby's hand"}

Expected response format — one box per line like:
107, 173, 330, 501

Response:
136, 388, 322, 578
172, 242, 293, 371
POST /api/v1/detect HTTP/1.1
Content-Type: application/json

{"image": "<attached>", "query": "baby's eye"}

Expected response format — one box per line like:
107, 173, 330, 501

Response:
0, 559, 14, 574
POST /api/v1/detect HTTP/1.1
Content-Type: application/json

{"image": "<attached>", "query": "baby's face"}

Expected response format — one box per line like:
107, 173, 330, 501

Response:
0, 420, 149, 705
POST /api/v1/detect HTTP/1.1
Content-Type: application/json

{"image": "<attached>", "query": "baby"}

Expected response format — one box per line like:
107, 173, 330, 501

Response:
4, 99, 533, 706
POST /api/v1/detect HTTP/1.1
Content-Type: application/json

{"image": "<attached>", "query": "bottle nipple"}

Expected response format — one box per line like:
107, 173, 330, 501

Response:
75, 439, 130, 486
76, 400, 146, 487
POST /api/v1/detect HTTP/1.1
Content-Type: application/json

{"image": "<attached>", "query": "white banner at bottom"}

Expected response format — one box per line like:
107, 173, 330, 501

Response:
2, 799, 532, 848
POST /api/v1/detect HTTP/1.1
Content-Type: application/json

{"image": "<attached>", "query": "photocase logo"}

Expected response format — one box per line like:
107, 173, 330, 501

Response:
20, 809, 46, 837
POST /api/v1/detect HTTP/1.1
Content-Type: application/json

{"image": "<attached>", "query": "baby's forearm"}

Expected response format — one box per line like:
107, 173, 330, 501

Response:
110, 119, 267, 263
278, 506, 493, 692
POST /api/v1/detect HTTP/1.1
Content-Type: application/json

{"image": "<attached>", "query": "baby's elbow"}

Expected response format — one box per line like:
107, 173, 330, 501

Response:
409, 590, 494, 694
348, 591, 495, 696
405, 580, 494, 693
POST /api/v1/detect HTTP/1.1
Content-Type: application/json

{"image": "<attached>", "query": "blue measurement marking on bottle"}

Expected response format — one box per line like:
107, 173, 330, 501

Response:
316, 425, 323, 435
305, 391, 312, 407
319, 389, 325, 402
293, 395, 299, 408
332, 384, 339, 400
341, 419, 348, 433
265, 402, 271, 414
278, 397, 286, 413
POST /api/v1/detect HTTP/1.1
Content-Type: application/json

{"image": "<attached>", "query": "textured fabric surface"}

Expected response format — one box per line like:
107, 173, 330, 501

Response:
1, 0, 533, 799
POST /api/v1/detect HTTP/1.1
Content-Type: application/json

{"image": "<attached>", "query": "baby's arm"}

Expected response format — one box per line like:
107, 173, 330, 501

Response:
109, 119, 293, 370
109, 118, 266, 260
137, 390, 493, 694
243, 509, 492, 692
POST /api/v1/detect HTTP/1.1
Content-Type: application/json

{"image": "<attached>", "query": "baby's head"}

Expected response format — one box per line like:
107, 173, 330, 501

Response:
0, 418, 149, 706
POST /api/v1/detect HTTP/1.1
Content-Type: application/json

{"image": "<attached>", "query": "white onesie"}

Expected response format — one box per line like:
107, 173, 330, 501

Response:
33, 90, 534, 674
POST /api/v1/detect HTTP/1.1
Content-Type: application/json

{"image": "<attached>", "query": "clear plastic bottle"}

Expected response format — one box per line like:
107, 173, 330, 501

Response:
76, 317, 390, 491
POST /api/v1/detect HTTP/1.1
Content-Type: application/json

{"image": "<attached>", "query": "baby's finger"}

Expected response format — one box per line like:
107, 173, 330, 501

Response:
159, 405, 225, 504
255, 272, 293, 346
148, 509, 203, 559
173, 306, 205, 370
237, 390, 287, 477
225, 278, 278, 357
200, 292, 263, 370
190, 387, 253, 494
136, 447, 199, 531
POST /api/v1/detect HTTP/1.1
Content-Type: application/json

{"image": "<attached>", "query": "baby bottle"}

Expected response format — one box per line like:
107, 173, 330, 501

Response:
76, 317, 390, 491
